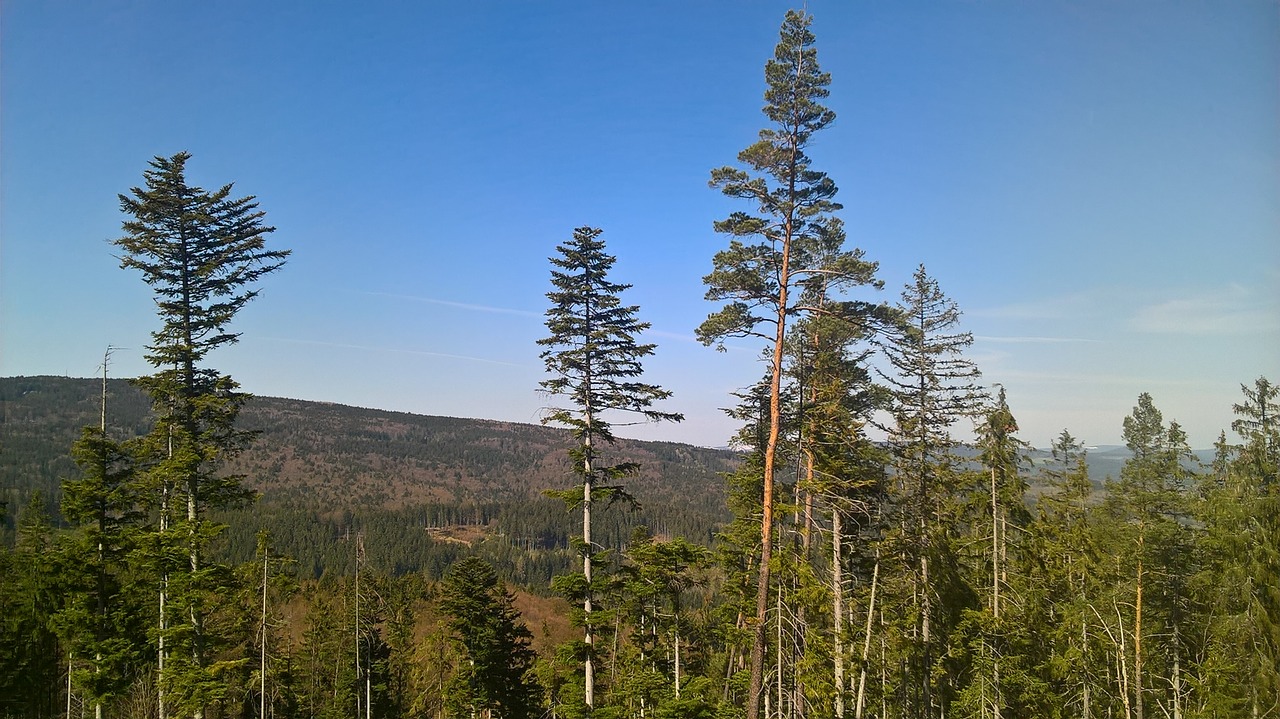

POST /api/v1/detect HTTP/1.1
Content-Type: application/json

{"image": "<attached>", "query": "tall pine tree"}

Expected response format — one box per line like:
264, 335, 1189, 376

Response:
877, 264, 982, 719
697, 12, 881, 717
115, 152, 289, 719
538, 226, 681, 713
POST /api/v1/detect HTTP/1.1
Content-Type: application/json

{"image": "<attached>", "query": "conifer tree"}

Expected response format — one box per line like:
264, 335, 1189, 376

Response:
697, 12, 880, 717
1032, 430, 1101, 717
115, 151, 289, 719
1100, 394, 1195, 719
1233, 376, 1279, 486
0, 494, 63, 718
1193, 380, 1280, 714
790, 309, 887, 719
877, 264, 981, 719
440, 557, 541, 719
954, 387, 1034, 718
616, 529, 712, 715
55, 352, 146, 718
538, 226, 681, 712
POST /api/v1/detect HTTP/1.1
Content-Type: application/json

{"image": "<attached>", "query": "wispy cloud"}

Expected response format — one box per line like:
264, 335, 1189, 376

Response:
648, 329, 703, 344
993, 369, 1223, 388
263, 337, 529, 368
1130, 283, 1278, 335
968, 290, 1108, 321
360, 291, 541, 318
974, 335, 1102, 344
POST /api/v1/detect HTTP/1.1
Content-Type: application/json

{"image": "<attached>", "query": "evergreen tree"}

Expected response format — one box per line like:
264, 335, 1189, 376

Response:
296, 584, 356, 719
440, 557, 541, 719
1099, 394, 1194, 719
1032, 430, 1102, 718
697, 12, 880, 717
1232, 376, 1278, 486
615, 528, 712, 715
53, 349, 148, 719
538, 226, 682, 711
114, 151, 289, 719
790, 309, 887, 719
876, 264, 982, 719
1192, 381, 1280, 715
953, 388, 1038, 718
0, 494, 63, 719
55, 427, 146, 717
241, 531, 298, 719
707, 378, 777, 711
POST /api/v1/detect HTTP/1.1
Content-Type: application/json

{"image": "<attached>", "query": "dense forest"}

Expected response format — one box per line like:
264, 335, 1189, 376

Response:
3, 9, 1278, 719
1, 376, 737, 581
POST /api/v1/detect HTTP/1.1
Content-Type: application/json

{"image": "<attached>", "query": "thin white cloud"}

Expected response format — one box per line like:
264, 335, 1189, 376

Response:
360, 291, 541, 318
1130, 283, 1278, 335
975, 335, 1102, 344
993, 369, 1219, 388
263, 337, 530, 368
968, 289, 1108, 320
648, 329, 703, 344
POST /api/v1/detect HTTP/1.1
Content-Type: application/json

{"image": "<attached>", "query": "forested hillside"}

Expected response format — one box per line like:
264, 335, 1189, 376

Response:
1, 375, 736, 578
0, 375, 1149, 578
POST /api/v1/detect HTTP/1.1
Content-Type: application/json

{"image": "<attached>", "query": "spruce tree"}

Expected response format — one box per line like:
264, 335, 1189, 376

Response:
1233, 376, 1278, 486
538, 226, 681, 712
1193, 381, 1280, 714
53, 348, 147, 719
0, 494, 63, 718
876, 264, 981, 719
1100, 394, 1195, 719
115, 151, 289, 719
1032, 429, 1102, 717
697, 12, 880, 717
790, 309, 887, 719
440, 557, 541, 719
954, 387, 1035, 718
56, 431, 144, 715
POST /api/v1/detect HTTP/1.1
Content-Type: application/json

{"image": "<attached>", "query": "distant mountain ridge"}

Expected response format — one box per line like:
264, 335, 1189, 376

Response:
1, 376, 739, 580
1, 376, 735, 505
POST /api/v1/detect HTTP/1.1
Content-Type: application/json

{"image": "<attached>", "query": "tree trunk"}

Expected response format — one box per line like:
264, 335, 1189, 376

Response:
261, 546, 268, 719
990, 468, 1001, 719
991, 469, 999, 618
747, 225, 791, 719
1171, 622, 1181, 719
1116, 602, 1133, 719
833, 510, 844, 719
1134, 555, 1144, 719
855, 553, 879, 719
189, 478, 204, 719
921, 549, 931, 718
159, 430, 171, 719
583, 422, 595, 710
1082, 617, 1091, 719
675, 627, 681, 700
778, 590, 785, 719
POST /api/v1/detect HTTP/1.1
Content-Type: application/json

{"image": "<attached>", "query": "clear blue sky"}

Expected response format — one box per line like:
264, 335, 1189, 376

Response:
3, 1, 1276, 450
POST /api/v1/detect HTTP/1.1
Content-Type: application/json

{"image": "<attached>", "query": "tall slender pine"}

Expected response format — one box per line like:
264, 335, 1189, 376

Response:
697, 13, 880, 717
539, 226, 681, 712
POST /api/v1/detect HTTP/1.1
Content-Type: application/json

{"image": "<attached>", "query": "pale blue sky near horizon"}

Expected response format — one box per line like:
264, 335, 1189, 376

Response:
3, 1, 1276, 450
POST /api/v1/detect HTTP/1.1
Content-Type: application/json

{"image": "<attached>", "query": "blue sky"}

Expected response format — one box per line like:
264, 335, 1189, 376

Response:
3, 1, 1276, 450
